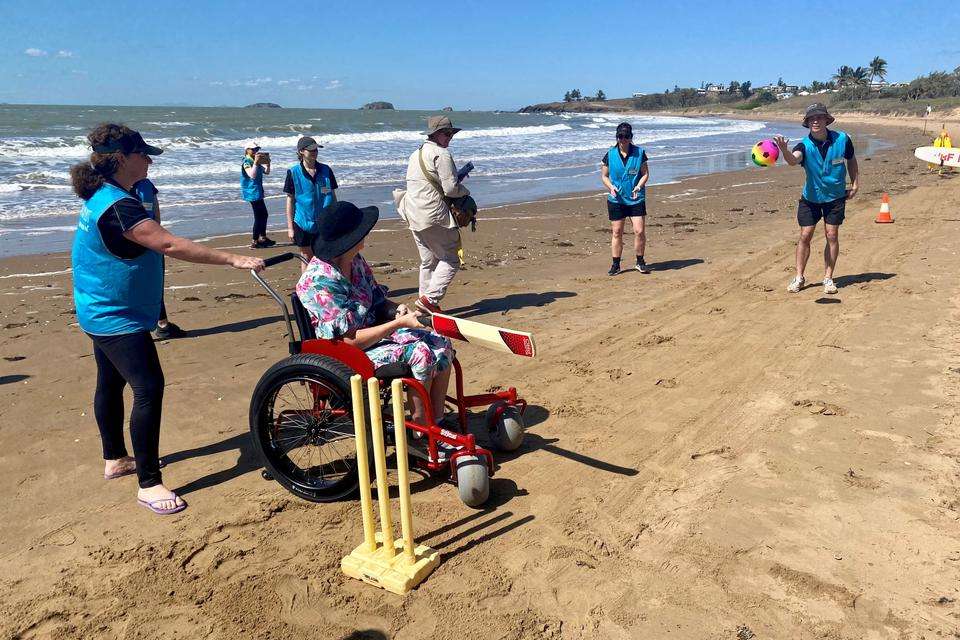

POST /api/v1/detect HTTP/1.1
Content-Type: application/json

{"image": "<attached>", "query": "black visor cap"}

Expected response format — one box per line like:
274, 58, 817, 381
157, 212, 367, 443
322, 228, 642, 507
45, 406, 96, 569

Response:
92, 131, 163, 155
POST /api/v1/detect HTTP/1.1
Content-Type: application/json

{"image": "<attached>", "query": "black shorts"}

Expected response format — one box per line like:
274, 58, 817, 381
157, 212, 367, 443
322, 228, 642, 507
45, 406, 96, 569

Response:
797, 198, 846, 227
607, 200, 647, 221
292, 222, 317, 248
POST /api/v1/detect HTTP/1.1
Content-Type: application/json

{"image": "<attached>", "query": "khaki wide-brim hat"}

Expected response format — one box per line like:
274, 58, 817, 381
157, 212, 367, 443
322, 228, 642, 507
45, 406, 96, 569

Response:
424, 115, 462, 136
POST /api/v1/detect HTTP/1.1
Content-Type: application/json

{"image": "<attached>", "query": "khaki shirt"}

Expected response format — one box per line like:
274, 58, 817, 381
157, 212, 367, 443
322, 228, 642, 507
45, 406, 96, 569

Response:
400, 140, 470, 232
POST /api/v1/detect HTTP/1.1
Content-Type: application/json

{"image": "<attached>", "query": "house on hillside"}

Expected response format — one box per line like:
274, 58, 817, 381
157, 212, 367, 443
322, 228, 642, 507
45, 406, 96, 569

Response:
632, 92, 646, 97
696, 83, 725, 96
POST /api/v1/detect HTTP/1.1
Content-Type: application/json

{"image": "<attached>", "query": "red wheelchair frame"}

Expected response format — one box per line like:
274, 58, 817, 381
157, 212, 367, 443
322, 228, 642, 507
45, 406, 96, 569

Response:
254, 253, 528, 484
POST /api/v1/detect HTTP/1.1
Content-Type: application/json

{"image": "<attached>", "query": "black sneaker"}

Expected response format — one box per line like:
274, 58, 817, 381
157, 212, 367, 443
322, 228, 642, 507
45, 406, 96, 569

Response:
607, 263, 620, 276
154, 322, 187, 340
636, 261, 651, 274
260, 237, 277, 247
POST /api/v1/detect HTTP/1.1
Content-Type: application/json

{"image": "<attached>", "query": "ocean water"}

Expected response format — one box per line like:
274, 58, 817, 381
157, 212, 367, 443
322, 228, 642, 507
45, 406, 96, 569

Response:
0, 105, 817, 257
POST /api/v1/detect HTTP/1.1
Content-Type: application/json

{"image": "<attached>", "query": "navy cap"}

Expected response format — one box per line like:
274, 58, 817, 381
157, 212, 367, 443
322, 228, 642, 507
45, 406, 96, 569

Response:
297, 136, 323, 151
92, 130, 163, 155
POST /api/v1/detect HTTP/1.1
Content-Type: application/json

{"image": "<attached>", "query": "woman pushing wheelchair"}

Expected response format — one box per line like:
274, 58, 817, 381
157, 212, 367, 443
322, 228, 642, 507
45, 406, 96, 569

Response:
295, 201, 454, 424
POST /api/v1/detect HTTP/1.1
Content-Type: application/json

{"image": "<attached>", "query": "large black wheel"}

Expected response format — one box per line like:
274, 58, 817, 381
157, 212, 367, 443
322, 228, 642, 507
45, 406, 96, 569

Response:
249, 354, 364, 502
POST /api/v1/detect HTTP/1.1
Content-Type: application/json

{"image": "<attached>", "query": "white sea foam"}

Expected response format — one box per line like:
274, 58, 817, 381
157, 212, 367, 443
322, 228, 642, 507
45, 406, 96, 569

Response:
0, 183, 70, 193
0, 110, 801, 257
0, 123, 578, 159
0, 268, 72, 279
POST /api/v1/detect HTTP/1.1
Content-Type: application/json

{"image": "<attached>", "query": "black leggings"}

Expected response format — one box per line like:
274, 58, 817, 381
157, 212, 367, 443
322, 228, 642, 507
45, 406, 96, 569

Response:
89, 331, 165, 488
250, 199, 269, 240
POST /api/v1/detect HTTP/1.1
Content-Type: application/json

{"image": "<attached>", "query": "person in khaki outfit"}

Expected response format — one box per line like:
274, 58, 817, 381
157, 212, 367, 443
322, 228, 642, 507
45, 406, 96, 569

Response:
400, 116, 470, 313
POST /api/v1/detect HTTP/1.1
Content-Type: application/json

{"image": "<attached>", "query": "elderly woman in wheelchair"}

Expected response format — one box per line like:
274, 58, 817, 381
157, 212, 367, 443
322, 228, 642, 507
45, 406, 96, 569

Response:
294, 201, 454, 425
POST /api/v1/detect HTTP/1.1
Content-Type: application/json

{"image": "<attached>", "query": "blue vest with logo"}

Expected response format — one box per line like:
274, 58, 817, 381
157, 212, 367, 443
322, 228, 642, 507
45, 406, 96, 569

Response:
606, 145, 646, 205
240, 158, 264, 202
71, 183, 163, 335
800, 130, 849, 203
133, 179, 158, 218
290, 163, 334, 233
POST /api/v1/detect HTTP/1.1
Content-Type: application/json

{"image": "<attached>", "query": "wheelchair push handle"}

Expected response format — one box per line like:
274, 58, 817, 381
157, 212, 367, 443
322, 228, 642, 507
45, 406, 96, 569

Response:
249, 252, 310, 355
262, 252, 298, 268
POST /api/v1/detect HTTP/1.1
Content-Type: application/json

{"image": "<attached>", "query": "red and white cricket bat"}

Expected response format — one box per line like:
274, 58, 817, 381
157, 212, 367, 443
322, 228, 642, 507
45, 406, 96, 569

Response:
419, 313, 536, 358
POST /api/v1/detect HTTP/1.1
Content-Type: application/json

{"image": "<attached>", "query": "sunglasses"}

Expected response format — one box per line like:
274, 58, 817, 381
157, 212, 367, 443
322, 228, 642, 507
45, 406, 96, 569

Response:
616, 133, 633, 140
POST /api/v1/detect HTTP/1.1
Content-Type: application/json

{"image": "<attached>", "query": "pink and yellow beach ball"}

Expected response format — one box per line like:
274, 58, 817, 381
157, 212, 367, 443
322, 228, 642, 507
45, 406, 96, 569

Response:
751, 140, 779, 167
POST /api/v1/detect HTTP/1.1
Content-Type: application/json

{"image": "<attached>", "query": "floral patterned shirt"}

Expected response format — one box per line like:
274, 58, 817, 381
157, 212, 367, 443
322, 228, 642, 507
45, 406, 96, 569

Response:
295, 254, 452, 380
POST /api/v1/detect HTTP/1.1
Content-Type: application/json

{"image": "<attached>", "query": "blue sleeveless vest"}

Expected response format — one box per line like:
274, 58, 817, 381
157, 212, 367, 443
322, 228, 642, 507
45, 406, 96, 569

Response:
800, 130, 849, 203
133, 179, 158, 219
240, 159, 264, 202
606, 145, 646, 205
72, 183, 163, 335
290, 163, 334, 233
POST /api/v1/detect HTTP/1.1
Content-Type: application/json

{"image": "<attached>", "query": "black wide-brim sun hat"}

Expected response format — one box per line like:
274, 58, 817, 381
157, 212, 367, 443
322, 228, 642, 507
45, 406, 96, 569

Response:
310, 201, 379, 261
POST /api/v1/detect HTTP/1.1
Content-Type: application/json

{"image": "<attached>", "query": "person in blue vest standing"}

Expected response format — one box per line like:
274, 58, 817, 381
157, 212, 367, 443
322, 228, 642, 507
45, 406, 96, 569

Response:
241, 144, 276, 248
132, 178, 186, 340
284, 136, 338, 270
774, 103, 859, 294
70, 124, 264, 515
601, 122, 651, 276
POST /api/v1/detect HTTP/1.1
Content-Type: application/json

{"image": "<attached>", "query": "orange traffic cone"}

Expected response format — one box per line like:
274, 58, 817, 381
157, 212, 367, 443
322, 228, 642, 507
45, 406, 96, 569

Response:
875, 193, 894, 224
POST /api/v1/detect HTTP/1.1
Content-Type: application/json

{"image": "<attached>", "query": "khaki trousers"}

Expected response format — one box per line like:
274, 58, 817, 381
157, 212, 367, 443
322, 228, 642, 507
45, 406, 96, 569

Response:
411, 225, 461, 304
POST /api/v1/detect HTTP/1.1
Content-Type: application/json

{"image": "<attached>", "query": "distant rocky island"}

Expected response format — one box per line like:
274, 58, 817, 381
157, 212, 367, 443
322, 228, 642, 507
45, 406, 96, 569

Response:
361, 101, 395, 110
244, 102, 282, 109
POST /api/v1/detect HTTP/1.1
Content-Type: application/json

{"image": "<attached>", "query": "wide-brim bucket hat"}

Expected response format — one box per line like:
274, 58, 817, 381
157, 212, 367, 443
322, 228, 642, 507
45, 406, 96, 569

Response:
802, 103, 836, 128
424, 115, 462, 136
310, 201, 379, 261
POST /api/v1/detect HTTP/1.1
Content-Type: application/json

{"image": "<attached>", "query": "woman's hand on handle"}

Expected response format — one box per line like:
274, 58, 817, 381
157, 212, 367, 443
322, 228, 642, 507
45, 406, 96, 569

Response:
229, 254, 266, 272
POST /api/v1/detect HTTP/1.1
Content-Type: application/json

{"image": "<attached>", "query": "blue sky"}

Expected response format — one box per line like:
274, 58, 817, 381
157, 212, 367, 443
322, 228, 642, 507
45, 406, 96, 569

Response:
3, 0, 958, 110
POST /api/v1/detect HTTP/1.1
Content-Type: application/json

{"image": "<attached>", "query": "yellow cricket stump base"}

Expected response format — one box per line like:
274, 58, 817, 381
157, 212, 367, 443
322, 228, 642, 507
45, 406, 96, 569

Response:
341, 532, 440, 595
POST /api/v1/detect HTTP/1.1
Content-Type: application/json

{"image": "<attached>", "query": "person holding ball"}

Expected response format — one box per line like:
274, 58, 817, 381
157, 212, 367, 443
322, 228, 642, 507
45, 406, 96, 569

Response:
774, 103, 858, 295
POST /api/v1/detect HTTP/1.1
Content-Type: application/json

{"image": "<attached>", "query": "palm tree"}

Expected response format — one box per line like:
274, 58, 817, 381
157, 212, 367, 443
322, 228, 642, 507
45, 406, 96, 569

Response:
869, 56, 888, 83
852, 67, 870, 86
832, 65, 854, 86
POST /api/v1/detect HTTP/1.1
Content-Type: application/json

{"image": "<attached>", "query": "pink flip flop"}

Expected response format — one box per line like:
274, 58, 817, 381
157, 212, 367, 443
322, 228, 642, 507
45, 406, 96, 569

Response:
137, 495, 187, 515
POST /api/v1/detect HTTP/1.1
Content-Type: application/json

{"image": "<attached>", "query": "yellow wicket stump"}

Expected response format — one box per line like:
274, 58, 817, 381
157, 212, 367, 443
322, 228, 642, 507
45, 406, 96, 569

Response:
341, 376, 440, 595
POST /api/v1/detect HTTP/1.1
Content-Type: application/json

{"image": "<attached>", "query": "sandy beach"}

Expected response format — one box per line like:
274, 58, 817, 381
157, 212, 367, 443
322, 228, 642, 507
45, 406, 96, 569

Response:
3, 119, 960, 639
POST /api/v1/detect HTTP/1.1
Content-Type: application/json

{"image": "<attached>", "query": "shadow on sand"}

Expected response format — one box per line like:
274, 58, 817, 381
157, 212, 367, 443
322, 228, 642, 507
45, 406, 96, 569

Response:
444, 291, 576, 318
833, 272, 895, 287
168, 433, 261, 496
185, 315, 282, 338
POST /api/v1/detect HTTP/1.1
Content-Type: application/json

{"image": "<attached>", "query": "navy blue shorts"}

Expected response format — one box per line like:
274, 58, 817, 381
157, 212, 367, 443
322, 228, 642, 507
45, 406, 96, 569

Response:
292, 222, 317, 248
607, 200, 647, 221
797, 198, 845, 227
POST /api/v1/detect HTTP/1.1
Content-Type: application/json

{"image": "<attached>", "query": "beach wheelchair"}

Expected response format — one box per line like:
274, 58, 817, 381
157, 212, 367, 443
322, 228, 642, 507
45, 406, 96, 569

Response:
248, 253, 527, 507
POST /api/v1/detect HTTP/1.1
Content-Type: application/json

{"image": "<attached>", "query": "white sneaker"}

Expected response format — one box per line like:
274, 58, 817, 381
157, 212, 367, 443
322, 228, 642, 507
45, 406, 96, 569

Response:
787, 275, 805, 293
823, 278, 838, 294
